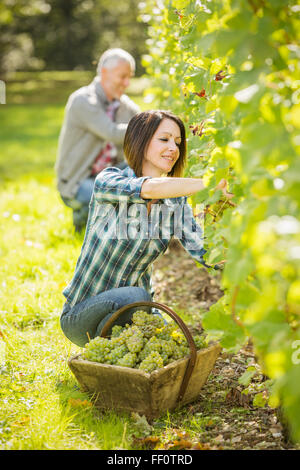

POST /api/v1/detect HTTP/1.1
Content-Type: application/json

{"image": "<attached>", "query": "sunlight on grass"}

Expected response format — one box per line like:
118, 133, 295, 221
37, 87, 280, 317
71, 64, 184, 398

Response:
1, 318, 133, 449
0, 74, 170, 450
0, 81, 154, 449
0, 174, 135, 449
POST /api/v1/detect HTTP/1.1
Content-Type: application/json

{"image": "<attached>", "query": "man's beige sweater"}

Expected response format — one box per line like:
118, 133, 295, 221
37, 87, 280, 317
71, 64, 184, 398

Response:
55, 77, 140, 199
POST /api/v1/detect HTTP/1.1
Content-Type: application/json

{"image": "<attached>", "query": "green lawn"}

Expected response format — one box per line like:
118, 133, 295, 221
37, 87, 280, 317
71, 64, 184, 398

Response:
0, 74, 150, 450
0, 73, 194, 450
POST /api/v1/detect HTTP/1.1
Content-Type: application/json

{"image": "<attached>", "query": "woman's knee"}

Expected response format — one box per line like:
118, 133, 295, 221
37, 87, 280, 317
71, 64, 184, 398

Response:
131, 287, 152, 303
60, 298, 117, 347
60, 314, 88, 347
108, 287, 152, 328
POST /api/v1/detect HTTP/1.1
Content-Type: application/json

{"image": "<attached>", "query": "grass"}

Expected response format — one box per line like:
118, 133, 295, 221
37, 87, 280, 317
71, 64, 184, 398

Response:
4, 70, 151, 105
0, 72, 195, 450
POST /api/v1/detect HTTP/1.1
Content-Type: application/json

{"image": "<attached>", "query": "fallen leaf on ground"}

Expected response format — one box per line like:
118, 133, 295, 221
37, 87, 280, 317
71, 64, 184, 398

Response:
68, 398, 92, 408
132, 435, 160, 449
11, 416, 31, 426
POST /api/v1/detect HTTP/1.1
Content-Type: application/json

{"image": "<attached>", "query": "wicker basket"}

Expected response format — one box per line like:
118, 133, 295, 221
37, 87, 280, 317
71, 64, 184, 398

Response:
68, 301, 221, 419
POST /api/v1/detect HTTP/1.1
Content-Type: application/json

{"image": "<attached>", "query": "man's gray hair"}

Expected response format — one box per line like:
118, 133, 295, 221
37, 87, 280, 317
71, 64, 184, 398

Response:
97, 48, 136, 75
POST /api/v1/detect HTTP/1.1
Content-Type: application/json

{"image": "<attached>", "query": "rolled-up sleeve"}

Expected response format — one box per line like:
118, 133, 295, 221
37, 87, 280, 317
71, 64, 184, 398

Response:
94, 167, 152, 204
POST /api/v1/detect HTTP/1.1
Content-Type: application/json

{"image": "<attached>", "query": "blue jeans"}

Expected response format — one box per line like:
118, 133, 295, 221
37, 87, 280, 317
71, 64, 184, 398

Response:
61, 178, 94, 230
76, 177, 96, 205
60, 286, 153, 347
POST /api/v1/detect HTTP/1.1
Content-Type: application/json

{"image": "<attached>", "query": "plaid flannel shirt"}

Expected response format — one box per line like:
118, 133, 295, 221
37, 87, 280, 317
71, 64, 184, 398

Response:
63, 166, 207, 308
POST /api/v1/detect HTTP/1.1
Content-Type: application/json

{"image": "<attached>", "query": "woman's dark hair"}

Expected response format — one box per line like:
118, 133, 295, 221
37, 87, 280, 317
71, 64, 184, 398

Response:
123, 110, 186, 177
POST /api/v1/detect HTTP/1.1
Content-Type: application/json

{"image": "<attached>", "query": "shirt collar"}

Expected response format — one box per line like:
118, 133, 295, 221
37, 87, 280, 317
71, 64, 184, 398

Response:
92, 76, 120, 107
122, 166, 136, 178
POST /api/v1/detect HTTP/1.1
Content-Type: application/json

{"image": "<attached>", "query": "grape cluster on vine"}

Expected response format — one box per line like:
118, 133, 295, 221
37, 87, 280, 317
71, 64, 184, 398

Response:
83, 310, 208, 373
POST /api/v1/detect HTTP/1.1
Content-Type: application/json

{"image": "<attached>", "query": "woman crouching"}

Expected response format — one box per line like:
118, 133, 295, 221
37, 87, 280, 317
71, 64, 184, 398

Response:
60, 110, 232, 347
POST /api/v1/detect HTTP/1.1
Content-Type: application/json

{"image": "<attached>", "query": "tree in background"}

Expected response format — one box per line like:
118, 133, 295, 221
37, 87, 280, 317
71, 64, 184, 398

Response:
0, 0, 148, 76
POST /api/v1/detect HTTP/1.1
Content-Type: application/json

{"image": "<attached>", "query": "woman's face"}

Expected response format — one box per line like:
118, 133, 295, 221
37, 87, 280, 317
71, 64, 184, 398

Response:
142, 118, 182, 177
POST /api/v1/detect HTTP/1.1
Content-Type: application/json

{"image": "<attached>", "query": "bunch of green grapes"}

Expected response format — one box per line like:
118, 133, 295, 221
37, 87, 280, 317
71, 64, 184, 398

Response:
83, 310, 208, 372
125, 325, 144, 353
104, 344, 129, 365
193, 334, 207, 350
139, 351, 164, 373
116, 352, 137, 368
138, 336, 162, 362
156, 323, 177, 341
83, 336, 111, 363
131, 310, 164, 338
111, 325, 124, 338
172, 343, 190, 361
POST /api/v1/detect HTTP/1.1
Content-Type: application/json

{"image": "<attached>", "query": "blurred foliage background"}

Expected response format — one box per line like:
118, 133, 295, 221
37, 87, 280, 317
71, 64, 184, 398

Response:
0, 0, 148, 78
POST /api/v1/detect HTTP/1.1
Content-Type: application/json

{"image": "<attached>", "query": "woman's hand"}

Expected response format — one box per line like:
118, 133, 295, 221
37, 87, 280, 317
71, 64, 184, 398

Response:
215, 178, 234, 199
214, 259, 227, 270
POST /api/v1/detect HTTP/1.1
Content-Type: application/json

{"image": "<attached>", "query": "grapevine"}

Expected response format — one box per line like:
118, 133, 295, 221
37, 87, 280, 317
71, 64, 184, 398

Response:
139, 0, 300, 442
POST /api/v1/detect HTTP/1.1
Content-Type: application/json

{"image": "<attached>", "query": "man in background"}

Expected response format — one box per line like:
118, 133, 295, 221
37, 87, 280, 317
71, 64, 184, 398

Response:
55, 48, 140, 232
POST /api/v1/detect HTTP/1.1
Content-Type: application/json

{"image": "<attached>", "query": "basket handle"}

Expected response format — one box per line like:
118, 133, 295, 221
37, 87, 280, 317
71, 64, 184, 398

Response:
100, 300, 197, 403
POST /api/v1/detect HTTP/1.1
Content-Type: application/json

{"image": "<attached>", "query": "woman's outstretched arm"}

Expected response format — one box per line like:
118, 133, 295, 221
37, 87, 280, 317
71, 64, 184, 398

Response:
141, 177, 233, 199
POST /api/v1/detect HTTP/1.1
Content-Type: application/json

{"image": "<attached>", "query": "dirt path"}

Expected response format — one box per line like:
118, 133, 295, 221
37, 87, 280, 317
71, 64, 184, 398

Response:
150, 240, 299, 450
